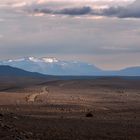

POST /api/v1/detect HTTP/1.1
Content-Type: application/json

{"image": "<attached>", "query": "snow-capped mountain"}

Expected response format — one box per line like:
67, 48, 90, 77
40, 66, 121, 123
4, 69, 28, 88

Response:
0, 57, 140, 76
0, 57, 103, 76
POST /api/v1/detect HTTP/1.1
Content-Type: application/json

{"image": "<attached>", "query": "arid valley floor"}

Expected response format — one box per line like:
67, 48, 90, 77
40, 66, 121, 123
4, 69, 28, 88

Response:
0, 77, 140, 140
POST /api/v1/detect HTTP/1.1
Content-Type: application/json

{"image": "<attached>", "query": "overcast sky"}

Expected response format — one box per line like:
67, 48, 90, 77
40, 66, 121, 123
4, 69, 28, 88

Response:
0, 0, 140, 70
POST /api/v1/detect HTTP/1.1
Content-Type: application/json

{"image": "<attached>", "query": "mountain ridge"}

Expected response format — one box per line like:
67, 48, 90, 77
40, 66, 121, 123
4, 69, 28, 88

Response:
0, 65, 47, 77
0, 57, 140, 76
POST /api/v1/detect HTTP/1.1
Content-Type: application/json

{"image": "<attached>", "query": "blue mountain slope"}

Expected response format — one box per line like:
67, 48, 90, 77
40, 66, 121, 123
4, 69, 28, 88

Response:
0, 57, 140, 76
0, 65, 46, 77
0, 57, 103, 76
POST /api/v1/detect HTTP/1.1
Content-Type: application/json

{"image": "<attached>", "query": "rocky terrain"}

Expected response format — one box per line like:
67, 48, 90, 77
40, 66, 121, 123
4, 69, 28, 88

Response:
0, 78, 140, 140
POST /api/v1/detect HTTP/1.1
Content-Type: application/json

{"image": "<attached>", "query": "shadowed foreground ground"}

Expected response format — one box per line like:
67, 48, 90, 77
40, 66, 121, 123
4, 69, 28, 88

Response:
0, 78, 140, 140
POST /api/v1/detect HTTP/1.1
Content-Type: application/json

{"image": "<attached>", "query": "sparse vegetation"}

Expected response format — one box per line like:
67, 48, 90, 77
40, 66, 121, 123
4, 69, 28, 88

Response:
86, 112, 93, 117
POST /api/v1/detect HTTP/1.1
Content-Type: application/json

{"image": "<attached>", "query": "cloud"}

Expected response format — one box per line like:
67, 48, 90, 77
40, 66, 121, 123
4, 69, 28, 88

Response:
0, 35, 4, 38
11, 2, 27, 8
24, 0, 140, 18
3, 0, 136, 18
119, 0, 140, 18
0, 18, 5, 22
56, 6, 92, 15
99, 0, 140, 18
33, 6, 92, 16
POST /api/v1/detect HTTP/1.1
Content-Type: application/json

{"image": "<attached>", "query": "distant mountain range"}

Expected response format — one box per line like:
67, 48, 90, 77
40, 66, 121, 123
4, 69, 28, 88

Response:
0, 57, 140, 76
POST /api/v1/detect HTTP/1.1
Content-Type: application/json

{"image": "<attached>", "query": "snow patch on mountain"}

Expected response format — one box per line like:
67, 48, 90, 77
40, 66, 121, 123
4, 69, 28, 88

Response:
42, 57, 58, 63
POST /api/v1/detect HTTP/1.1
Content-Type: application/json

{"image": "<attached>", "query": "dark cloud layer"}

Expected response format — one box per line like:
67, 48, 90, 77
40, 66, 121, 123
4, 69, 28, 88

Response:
102, 0, 140, 18
57, 6, 92, 15
29, 0, 140, 18
32, 6, 92, 16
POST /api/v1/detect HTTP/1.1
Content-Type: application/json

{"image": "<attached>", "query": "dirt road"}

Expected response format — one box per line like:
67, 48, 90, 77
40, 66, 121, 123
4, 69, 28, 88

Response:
26, 86, 49, 102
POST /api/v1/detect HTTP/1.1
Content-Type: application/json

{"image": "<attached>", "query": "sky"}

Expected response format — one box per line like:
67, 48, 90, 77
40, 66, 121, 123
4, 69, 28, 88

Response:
0, 0, 140, 70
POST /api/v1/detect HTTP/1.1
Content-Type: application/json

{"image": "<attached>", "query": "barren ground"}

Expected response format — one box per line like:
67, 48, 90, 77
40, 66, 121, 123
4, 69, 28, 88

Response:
0, 78, 140, 140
